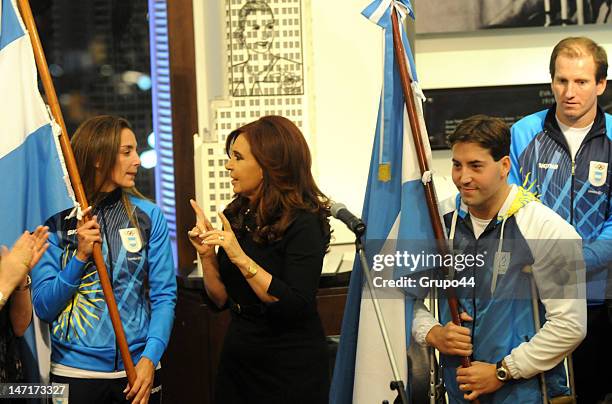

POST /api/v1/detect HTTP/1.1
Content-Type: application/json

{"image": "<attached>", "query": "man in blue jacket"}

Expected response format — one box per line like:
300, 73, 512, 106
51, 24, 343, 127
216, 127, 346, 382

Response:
510, 36, 611, 403
413, 115, 586, 403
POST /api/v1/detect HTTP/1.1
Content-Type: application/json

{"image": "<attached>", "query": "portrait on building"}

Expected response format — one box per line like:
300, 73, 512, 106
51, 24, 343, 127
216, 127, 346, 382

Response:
228, 0, 304, 97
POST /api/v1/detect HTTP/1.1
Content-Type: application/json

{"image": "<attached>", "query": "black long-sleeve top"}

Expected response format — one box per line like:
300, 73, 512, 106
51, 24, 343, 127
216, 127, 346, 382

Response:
217, 210, 327, 325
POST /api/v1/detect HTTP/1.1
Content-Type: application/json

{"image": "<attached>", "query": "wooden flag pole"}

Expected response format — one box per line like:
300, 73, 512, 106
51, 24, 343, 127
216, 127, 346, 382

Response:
17, 0, 137, 385
390, 7, 480, 403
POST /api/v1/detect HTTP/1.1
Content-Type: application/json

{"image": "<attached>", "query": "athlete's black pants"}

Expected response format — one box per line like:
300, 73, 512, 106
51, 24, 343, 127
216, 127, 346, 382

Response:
49, 370, 162, 404
573, 304, 612, 404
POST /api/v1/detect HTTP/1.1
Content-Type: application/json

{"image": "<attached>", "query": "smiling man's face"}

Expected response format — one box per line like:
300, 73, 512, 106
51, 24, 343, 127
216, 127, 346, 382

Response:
451, 142, 510, 218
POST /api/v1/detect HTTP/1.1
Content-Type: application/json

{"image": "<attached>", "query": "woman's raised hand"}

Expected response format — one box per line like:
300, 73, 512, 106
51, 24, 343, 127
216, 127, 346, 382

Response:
201, 211, 247, 267
188, 199, 215, 258
27, 225, 49, 269
0, 226, 49, 291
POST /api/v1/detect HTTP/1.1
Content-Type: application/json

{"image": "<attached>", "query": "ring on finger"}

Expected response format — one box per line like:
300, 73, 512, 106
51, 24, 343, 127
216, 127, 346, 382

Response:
219, 235, 225, 241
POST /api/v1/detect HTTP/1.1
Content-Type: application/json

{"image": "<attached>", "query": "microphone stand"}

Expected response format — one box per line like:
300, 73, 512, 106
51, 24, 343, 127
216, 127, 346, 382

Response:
353, 227, 409, 404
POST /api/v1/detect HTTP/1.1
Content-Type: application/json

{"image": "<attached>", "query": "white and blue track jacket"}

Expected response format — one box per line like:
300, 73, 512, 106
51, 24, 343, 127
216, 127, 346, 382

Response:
510, 106, 612, 304
32, 188, 177, 372
415, 186, 587, 403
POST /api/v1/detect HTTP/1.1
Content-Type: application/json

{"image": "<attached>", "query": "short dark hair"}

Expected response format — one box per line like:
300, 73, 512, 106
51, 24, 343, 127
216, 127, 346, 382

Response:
550, 37, 608, 82
447, 115, 510, 161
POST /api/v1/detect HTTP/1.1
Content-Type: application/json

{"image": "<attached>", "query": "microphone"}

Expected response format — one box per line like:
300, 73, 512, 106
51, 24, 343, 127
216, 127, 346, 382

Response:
331, 203, 366, 237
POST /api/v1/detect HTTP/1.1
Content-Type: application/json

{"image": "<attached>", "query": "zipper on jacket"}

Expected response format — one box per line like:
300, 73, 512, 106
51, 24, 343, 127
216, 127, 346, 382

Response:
570, 141, 585, 227
64, 231, 79, 340
549, 122, 598, 227
463, 215, 486, 351
99, 206, 120, 371
467, 216, 500, 351
470, 236, 479, 351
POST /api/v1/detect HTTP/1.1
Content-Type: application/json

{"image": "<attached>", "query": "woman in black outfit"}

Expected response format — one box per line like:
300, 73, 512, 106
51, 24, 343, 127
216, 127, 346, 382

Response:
188, 115, 331, 404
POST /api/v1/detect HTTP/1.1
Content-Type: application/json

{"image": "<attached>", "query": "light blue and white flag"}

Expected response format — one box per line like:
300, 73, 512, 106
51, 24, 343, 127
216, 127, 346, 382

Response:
0, 0, 75, 382
330, 1, 437, 403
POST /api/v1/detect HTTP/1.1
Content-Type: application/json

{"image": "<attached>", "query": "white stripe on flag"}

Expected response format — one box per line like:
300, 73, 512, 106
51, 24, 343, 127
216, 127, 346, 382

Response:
401, 98, 432, 184
0, 29, 50, 158
353, 297, 407, 403
352, 216, 408, 403
367, 0, 392, 23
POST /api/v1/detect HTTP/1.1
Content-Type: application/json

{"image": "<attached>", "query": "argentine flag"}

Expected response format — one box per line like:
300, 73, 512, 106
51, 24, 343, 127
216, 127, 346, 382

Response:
330, 1, 437, 403
1, 0, 75, 382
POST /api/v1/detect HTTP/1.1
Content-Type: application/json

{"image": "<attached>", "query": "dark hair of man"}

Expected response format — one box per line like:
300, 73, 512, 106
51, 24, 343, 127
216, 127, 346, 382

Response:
549, 36, 608, 82
447, 115, 510, 161
224, 115, 331, 248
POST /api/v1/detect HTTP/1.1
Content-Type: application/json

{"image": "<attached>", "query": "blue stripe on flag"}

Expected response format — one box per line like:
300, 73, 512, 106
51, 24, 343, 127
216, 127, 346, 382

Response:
0, 0, 24, 51
330, 1, 435, 402
0, 124, 72, 245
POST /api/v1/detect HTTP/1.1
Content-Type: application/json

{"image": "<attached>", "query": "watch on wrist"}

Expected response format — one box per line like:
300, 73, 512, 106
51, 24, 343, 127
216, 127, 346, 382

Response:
244, 261, 258, 279
496, 360, 512, 382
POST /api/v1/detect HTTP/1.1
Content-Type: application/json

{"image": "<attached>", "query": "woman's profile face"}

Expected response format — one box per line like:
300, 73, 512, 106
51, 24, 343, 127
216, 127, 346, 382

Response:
225, 134, 263, 201
99, 128, 141, 192
243, 10, 275, 54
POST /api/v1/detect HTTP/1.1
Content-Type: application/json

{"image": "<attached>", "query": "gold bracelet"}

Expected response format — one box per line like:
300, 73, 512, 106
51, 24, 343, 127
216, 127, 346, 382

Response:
244, 261, 258, 279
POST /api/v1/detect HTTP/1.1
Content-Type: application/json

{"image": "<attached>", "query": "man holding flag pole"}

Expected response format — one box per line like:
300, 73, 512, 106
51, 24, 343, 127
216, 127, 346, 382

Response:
413, 115, 586, 403
330, 1, 587, 404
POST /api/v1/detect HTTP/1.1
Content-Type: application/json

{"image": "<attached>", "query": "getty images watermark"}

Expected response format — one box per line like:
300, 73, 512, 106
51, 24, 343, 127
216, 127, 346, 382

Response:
370, 251, 486, 289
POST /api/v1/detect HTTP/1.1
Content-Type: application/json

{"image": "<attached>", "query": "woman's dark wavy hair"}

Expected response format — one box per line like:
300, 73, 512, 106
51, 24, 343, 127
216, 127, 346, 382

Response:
224, 115, 331, 248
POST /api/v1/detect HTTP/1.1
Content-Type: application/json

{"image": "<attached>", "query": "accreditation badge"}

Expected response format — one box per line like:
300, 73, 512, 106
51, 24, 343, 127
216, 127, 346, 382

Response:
588, 161, 608, 187
493, 251, 511, 276
491, 251, 511, 294
119, 228, 142, 253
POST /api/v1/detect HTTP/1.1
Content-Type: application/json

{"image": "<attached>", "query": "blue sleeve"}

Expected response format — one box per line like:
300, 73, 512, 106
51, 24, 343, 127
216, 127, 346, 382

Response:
31, 227, 87, 323
583, 200, 612, 269
509, 123, 524, 186
582, 113, 612, 296
509, 111, 547, 188
140, 206, 177, 366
